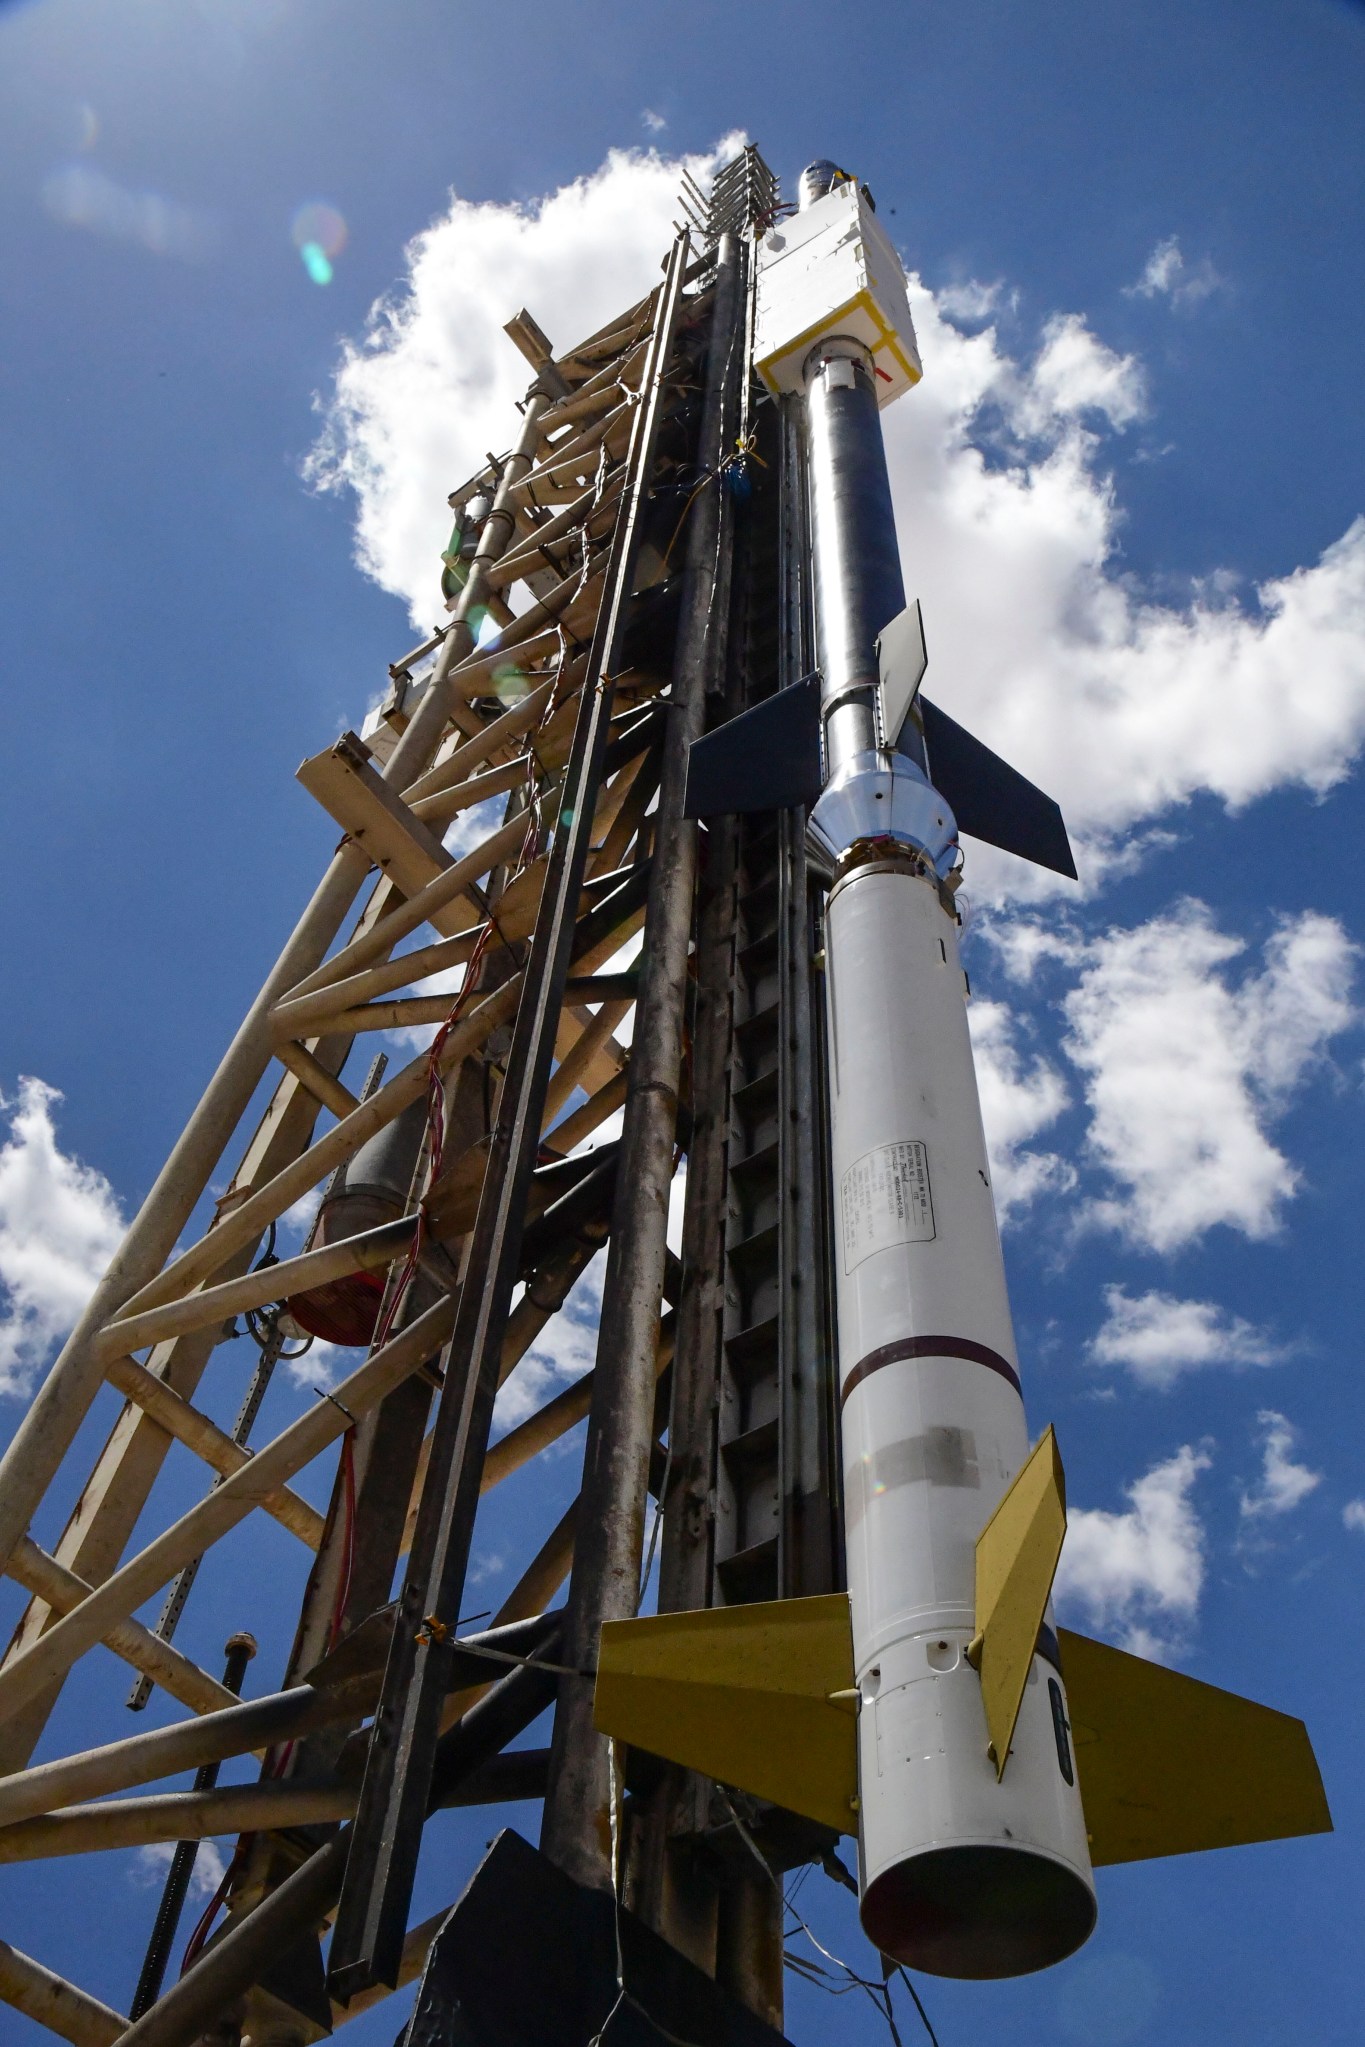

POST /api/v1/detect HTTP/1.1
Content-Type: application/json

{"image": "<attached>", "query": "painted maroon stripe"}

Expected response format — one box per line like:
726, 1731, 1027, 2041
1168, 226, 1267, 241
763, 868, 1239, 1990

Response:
840, 1334, 1022, 1407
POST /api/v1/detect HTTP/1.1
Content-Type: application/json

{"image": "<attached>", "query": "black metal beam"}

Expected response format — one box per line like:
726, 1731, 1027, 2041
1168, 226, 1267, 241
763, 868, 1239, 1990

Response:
327, 230, 696, 1999
129, 1634, 257, 2018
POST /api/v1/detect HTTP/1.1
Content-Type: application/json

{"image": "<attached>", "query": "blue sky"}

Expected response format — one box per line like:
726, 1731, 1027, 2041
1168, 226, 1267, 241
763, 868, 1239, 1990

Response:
2, 3, 1364, 2043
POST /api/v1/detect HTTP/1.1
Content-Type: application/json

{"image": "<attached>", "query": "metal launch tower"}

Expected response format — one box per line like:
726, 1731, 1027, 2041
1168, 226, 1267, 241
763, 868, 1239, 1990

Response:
0, 149, 1330, 2047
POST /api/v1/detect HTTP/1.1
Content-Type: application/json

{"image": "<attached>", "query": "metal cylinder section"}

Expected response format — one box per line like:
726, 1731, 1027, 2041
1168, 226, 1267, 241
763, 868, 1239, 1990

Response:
286, 1096, 429, 1346
823, 861, 1095, 1976
803, 341, 922, 775
798, 159, 847, 210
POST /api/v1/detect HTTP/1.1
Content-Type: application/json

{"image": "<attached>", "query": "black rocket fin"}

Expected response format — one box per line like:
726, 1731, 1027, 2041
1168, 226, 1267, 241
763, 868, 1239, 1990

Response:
682, 673, 822, 819
682, 666, 1077, 883
919, 696, 1078, 880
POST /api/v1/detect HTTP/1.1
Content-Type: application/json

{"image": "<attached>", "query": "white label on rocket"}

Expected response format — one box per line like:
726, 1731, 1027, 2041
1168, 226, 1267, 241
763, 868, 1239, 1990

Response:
841, 1140, 936, 1271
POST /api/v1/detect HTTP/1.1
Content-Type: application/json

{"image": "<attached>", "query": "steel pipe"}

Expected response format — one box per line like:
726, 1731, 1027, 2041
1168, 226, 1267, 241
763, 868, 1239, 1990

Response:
0, 1938, 126, 2047
0, 1779, 354, 1864
103, 1357, 324, 1548
0, 1682, 360, 1833
268, 927, 484, 1040
328, 241, 694, 1996
0, 1613, 558, 1834
399, 672, 561, 809
95, 1216, 418, 1362
541, 229, 745, 1890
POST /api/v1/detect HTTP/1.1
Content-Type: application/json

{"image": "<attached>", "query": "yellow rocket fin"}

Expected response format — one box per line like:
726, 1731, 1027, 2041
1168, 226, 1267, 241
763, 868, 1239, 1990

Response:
1057, 1628, 1332, 1866
593, 1593, 857, 1836
970, 1425, 1067, 1780
593, 1592, 1331, 1867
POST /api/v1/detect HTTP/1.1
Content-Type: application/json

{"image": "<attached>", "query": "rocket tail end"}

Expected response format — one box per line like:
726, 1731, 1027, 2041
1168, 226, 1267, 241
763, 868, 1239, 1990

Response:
593, 1594, 1332, 1872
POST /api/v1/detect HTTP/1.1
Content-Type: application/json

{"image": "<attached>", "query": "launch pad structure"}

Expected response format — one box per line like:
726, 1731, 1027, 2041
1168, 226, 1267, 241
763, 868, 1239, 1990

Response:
0, 145, 1331, 2047
0, 147, 841, 2045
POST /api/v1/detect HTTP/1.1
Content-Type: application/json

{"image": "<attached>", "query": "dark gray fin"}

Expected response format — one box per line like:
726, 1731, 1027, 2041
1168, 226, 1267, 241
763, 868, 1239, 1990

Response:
920, 696, 1078, 880
682, 673, 822, 819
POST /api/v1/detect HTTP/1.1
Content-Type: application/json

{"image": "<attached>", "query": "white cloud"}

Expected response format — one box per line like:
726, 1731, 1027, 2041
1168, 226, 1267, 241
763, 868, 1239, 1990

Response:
1062, 901, 1355, 1251
641, 109, 667, 134
1243, 913, 1359, 1103
666, 1156, 687, 1256
975, 912, 1086, 985
1088, 1284, 1284, 1390
0, 1078, 125, 1399
310, 143, 1365, 898
42, 163, 214, 260
880, 289, 1365, 885
1344, 1499, 1365, 1532
967, 999, 1074, 1220
974, 899, 1355, 1250
1015, 313, 1147, 434
934, 279, 1010, 323
1240, 1409, 1321, 1520
1128, 237, 1183, 299
306, 139, 741, 628
130, 1838, 226, 1902
1124, 235, 1224, 307
493, 1247, 605, 1431
444, 791, 516, 863
283, 1337, 348, 1393
278, 1189, 323, 1244
1056, 1445, 1211, 1657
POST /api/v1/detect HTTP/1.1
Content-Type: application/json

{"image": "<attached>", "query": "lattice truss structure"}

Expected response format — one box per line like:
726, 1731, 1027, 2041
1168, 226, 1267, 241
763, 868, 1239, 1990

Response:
0, 150, 833, 2046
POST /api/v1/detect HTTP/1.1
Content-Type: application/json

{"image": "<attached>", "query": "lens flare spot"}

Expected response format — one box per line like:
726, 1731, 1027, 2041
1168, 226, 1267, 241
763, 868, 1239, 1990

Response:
291, 203, 347, 284
858, 1454, 888, 1500
300, 241, 333, 286
474, 610, 501, 649
492, 664, 528, 702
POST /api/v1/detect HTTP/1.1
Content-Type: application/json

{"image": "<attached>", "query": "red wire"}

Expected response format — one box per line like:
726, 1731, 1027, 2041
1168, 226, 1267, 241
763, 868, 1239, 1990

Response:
180, 1836, 249, 1974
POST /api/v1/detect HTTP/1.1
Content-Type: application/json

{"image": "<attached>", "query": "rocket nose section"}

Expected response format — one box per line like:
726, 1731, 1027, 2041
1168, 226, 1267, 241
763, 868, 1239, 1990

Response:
861, 1842, 1097, 1980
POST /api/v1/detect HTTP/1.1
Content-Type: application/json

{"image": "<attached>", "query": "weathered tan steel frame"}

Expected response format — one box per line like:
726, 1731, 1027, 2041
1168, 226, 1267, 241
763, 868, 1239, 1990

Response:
0, 242, 719, 2044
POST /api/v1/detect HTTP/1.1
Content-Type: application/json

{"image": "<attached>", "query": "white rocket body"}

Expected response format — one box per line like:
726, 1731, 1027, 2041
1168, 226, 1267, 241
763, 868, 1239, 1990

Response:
825, 862, 1095, 1975
758, 161, 1098, 1976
